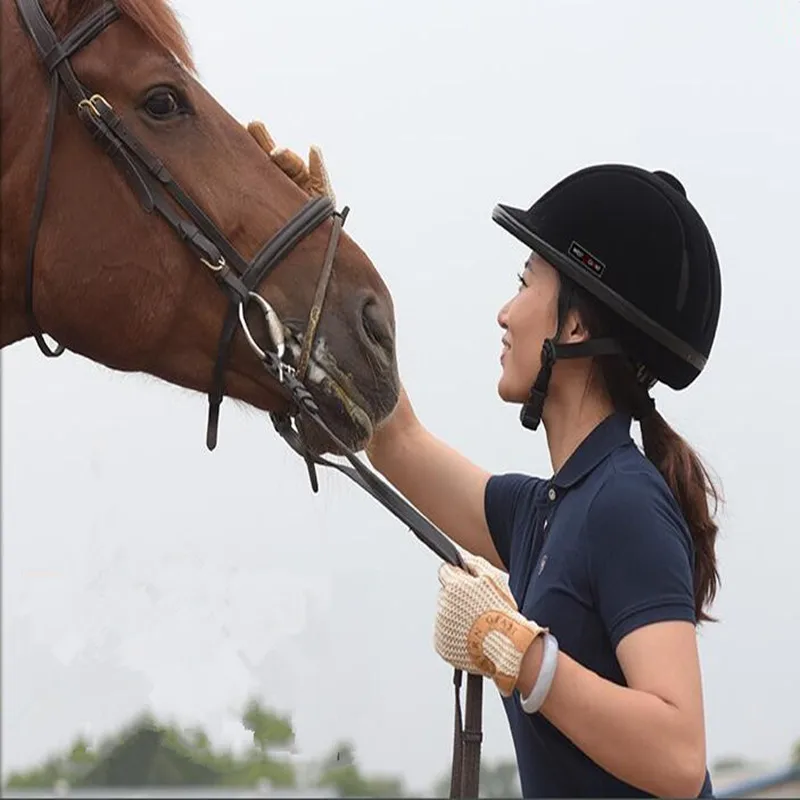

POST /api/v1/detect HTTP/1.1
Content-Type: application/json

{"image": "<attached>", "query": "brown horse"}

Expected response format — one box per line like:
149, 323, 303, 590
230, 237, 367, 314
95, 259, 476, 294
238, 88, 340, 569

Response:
1, 0, 399, 453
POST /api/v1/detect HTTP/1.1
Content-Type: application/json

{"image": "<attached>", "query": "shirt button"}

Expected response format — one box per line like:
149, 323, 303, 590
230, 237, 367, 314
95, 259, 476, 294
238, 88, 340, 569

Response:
543, 519, 549, 530
548, 488, 557, 501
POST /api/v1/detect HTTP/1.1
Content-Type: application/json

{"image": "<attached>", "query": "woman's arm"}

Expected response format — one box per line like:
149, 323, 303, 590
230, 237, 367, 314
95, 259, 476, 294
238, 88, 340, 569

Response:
366, 384, 503, 568
517, 620, 707, 798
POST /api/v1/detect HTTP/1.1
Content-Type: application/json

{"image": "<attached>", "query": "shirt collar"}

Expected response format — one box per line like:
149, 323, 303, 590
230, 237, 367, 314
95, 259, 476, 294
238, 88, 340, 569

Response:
551, 412, 633, 490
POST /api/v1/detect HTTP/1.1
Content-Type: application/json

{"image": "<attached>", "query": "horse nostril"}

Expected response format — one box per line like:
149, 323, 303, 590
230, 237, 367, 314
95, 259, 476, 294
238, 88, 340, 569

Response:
360, 296, 394, 356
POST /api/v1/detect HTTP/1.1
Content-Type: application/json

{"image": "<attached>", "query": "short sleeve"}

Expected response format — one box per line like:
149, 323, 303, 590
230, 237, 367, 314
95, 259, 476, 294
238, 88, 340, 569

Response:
484, 473, 539, 571
587, 473, 697, 649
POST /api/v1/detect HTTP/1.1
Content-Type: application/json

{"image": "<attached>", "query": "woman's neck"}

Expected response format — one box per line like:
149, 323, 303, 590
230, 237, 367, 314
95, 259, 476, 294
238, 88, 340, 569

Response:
542, 387, 616, 475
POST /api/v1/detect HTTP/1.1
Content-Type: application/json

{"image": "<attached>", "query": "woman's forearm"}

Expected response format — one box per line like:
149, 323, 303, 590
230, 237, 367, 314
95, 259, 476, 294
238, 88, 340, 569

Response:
516, 641, 706, 798
365, 389, 500, 566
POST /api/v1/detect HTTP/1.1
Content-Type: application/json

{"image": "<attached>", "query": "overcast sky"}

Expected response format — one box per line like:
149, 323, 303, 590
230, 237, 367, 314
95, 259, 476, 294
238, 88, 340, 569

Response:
3, 0, 799, 792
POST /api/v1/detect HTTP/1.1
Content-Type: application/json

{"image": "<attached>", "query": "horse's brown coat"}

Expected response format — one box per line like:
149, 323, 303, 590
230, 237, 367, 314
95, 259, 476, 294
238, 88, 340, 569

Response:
1, 0, 398, 450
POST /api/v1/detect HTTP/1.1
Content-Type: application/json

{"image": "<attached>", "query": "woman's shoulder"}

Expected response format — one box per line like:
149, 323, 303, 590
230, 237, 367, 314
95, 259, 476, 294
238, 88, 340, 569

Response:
602, 441, 677, 500
487, 471, 546, 495
585, 445, 693, 552
484, 472, 547, 530
485, 471, 552, 514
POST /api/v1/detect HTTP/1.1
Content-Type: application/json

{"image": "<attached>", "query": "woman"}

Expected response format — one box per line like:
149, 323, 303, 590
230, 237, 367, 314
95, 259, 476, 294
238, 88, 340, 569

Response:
366, 164, 722, 798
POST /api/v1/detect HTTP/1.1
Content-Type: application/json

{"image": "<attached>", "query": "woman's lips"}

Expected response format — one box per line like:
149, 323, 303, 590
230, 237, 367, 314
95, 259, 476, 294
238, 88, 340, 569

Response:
500, 338, 510, 363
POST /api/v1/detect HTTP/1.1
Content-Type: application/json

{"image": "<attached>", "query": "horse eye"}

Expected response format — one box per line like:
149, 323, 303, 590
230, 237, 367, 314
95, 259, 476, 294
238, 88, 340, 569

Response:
143, 87, 184, 119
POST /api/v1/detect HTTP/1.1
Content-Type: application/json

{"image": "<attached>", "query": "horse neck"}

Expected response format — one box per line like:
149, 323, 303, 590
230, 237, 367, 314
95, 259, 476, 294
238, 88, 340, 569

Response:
0, 254, 30, 349
1, 3, 49, 349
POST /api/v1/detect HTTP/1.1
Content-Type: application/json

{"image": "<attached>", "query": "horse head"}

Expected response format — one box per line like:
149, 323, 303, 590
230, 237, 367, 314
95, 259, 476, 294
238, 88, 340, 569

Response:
1, 0, 399, 453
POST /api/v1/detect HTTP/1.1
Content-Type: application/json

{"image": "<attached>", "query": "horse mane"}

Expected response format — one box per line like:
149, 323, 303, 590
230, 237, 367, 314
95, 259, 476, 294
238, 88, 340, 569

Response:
60, 0, 195, 73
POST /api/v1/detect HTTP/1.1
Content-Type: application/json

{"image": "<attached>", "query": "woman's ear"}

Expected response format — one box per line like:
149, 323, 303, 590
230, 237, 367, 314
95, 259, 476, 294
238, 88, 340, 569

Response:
562, 307, 591, 344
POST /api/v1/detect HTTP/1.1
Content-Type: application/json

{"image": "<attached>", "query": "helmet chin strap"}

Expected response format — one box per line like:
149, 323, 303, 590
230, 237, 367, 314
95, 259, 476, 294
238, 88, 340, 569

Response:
520, 337, 625, 431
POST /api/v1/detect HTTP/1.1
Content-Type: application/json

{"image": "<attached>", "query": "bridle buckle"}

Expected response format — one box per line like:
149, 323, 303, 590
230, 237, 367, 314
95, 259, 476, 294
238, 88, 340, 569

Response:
76, 93, 111, 117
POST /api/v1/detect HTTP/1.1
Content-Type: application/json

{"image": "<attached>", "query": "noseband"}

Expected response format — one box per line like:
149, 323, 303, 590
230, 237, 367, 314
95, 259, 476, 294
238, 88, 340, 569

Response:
15, 1, 484, 795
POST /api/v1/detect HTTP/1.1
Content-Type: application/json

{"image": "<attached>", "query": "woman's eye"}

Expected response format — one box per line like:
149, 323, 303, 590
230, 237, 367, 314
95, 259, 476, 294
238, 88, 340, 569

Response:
143, 88, 184, 119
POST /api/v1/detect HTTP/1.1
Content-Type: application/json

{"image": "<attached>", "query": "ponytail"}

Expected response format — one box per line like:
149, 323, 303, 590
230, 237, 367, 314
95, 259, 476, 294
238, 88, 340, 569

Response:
566, 283, 721, 623
639, 410, 720, 623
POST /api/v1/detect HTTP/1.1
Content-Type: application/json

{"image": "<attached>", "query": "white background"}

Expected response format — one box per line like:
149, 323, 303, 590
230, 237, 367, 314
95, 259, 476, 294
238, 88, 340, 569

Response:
3, 0, 799, 792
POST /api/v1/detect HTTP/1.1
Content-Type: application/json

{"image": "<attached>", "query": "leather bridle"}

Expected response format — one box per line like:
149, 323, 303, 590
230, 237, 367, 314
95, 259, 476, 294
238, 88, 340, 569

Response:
15, 1, 485, 795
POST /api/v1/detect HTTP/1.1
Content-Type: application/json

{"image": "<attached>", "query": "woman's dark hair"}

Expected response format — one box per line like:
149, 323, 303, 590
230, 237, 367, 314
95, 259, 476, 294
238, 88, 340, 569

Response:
563, 280, 721, 624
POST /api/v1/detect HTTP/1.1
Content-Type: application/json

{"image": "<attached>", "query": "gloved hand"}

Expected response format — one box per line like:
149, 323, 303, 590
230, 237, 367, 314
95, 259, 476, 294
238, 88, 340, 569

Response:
434, 550, 546, 696
247, 120, 336, 204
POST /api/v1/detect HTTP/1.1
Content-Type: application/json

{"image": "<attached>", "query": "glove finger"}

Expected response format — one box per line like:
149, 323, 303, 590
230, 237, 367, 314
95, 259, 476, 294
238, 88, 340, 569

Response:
438, 562, 461, 589
461, 551, 503, 578
307, 147, 325, 195
272, 147, 312, 190
247, 120, 276, 155
308, 146, 336, 202
460, 553, 516, 608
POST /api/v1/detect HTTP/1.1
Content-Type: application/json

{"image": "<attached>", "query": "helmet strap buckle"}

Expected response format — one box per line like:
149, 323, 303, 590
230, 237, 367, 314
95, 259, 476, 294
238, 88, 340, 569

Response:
519, 337, 626, 431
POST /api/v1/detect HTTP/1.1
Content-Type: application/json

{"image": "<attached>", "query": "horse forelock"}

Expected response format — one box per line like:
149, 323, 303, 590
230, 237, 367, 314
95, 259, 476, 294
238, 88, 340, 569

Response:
116, 0, 195, 73
45, 0, 195, 73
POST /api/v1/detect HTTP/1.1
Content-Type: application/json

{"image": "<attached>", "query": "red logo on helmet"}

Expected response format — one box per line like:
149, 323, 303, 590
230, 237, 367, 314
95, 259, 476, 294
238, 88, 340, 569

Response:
568, 241, 606, 278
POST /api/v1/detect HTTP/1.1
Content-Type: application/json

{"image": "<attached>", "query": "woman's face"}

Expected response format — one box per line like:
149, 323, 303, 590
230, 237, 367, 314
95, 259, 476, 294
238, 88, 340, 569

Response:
496, 252, 562, 403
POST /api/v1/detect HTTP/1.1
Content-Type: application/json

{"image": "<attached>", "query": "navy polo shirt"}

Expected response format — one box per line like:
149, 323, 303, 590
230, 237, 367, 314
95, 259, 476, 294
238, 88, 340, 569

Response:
485, 412, 713, 798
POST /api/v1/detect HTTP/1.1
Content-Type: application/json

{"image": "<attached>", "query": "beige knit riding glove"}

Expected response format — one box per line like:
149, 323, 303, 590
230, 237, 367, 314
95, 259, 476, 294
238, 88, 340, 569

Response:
247, 120, 336, 204
434, 551, 546, 696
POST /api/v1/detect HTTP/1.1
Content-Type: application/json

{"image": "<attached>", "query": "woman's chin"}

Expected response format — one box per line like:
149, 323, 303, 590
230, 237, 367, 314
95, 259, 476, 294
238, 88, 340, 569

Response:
497, 376, 526, 404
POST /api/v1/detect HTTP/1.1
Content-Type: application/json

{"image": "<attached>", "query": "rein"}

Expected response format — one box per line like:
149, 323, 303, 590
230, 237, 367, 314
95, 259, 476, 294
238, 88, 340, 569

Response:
14, 0, 484, 794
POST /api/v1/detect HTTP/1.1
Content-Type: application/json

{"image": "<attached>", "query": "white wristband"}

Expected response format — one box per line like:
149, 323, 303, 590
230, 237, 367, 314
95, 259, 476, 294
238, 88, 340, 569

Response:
519, 632, 559, 714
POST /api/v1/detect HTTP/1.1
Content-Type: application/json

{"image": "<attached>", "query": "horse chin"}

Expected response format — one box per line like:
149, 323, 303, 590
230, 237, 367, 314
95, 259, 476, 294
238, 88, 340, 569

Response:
298, 369, 375, 456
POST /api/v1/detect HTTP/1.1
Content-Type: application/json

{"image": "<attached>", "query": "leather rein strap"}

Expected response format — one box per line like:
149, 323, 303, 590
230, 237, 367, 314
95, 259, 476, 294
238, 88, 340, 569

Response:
268, 374, 485, 799
15, 0, 484, 794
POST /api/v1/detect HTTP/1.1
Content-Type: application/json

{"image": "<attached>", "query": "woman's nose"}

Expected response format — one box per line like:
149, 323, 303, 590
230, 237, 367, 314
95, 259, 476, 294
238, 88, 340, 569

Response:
497, 298, 511, 329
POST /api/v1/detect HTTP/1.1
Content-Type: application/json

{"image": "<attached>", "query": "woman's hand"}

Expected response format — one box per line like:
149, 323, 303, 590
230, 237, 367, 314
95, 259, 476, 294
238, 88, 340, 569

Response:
246, 120, 336, 202
434, 551, 545, 695
366, 382, 416, 457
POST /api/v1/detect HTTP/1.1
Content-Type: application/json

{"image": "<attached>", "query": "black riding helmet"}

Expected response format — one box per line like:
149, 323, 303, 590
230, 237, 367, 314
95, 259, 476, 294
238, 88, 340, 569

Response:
492, 164, 722, 430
